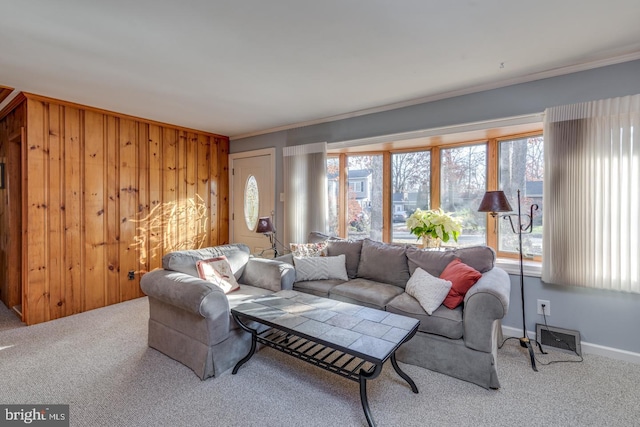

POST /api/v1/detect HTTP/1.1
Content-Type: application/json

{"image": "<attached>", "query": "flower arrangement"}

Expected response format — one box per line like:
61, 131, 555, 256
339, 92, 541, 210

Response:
406, 208, 462, 243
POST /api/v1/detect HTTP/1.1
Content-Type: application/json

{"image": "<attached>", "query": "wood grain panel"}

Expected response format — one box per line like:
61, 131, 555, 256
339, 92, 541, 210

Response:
177, 131, 187, 248
216, 137, 229, 244
47, 104, 64, 320
162, 128, 178, 252
1, 93, 229, 325
136, 123, 150, 279
63, 107, 83, 316
197, 134, 211, 246
185, 132, 197, 248
0, 99, 25, 311
106, 115, 120, 305
147, 124, 163, 270
24, 99, 49, 324
118, 118, 139, 302
83, 110, 107, 311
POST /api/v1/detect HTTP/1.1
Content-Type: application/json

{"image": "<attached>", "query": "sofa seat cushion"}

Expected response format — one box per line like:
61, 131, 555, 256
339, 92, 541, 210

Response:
386, 293, 463, 339
226, 284, 274, 309
293, 279, 346, 298
329, 278, 404, 310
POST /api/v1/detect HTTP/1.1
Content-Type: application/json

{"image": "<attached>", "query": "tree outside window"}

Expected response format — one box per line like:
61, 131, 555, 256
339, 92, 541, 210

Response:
327, 157, 340, 236
498, 135, 544, 257
440, 144, 487, 246
326, 130, 544, 257
391, 151, 431, 243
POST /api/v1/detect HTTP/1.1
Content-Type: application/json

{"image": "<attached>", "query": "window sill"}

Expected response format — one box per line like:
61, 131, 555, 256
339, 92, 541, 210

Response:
495, 258, 542, 278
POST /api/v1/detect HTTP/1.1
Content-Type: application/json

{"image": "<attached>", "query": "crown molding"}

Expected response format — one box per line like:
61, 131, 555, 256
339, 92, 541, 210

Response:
0, 91, 25, 121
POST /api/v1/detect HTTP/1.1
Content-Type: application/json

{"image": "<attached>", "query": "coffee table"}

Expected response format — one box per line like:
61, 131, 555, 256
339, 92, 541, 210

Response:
231, 290, 420, 427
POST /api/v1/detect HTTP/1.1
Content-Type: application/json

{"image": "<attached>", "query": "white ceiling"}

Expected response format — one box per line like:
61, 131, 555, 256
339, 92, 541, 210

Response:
2, 1, 640, 139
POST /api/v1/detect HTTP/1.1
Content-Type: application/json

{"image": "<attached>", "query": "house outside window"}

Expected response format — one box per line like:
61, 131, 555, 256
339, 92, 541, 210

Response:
346, 155, 383, 241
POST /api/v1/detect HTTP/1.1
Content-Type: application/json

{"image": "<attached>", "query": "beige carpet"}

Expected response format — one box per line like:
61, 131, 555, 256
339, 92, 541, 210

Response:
0, 297, 638, 426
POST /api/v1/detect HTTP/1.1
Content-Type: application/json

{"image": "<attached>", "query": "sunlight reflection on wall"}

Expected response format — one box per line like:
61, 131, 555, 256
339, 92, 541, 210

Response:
131, 195, 209, 265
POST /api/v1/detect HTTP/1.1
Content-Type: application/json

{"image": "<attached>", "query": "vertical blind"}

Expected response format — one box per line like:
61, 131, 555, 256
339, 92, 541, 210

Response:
542, 94, 640, 293
283, 142, 328, 245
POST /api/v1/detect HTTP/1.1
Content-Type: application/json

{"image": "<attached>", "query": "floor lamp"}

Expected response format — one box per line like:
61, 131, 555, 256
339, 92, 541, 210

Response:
478, 189, 546, 371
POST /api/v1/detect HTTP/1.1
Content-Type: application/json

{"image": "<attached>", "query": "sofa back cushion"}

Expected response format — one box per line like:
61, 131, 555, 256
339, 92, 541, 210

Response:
326, 240, 363, 279
163, 244, 250, 279
307, 231, 340, 243
356, 239, 410, 288
406, 245, 496, 276
452, 246, 496, 273
406, 246, 457, 277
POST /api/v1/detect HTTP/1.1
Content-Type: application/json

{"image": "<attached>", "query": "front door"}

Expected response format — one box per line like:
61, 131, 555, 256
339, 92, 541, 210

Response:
230, 149, 276, 255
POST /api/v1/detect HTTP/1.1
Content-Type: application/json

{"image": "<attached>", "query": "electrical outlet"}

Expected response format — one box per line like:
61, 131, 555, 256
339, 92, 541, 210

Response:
537, 299, 550, 316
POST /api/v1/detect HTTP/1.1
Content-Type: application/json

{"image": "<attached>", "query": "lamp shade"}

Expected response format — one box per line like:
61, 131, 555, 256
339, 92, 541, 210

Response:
256, 217, 275, 233
478, 191, 513, 213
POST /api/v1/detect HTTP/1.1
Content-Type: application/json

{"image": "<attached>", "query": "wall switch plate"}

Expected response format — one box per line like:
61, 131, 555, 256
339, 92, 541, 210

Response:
537, 299, 550, 316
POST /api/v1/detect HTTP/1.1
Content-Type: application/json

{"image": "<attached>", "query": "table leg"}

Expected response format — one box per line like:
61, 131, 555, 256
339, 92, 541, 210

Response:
359, 364, 382, 427
231, 313, 257, 375
391, 353, 418, 393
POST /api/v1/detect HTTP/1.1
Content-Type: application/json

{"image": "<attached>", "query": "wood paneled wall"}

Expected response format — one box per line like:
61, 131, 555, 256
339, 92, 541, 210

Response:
16, 95, 228, 325
0, 96, 26, 311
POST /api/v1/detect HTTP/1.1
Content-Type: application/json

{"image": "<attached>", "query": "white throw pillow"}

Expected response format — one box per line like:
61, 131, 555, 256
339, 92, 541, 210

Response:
293, 254, 348, 282
196, 256, 240, 294
405, 267, 452, 315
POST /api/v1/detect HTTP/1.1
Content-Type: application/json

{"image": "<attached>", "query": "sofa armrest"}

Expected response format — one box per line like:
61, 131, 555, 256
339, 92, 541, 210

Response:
240, 257, 296, 291
141, 269, 230, 318
462, 267, 511, 352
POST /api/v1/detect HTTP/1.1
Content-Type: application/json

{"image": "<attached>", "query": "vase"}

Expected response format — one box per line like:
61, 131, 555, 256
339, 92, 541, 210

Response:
421, 236, 441, 249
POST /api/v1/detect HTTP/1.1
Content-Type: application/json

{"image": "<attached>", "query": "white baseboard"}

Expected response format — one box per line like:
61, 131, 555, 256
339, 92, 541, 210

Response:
501, 325, 640, 364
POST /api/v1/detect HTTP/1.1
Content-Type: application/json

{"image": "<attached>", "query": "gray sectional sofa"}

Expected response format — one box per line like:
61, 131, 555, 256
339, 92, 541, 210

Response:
140, 244, 296, 380
280, 233, 511, 389
141, 235, 511, 389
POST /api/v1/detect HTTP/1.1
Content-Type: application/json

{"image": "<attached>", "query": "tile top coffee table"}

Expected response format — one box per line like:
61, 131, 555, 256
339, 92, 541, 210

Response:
231, 290, 420, 427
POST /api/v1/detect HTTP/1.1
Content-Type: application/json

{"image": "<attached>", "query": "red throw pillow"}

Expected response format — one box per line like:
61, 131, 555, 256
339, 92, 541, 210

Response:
440, 258, 482, 309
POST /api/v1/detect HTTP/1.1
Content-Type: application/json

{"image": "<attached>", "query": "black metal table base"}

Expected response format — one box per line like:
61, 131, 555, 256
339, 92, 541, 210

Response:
232, 313, 418, 427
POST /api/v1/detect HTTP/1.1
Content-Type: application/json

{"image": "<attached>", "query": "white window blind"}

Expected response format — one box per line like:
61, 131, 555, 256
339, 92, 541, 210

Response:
283, 142, 328, 245
542, 94, 640, 293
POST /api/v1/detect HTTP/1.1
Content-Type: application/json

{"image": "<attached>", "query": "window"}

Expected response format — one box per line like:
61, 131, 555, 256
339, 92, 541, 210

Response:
440, 144, 487, 247
349, 181, 365, 193
347, 155, 383, 241
327, 127, 544, 259
391, 151, 430, 244
243, 175, 259, 230
327, 157, 340, 236
498, 135, 544, 258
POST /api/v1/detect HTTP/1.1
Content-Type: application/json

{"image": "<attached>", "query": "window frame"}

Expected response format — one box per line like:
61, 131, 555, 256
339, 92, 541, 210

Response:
327, 128, 543, 260
493, 131, 544, 262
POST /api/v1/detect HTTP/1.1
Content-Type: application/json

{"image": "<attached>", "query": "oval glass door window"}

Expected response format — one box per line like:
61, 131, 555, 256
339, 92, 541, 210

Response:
244, 175, 259, 230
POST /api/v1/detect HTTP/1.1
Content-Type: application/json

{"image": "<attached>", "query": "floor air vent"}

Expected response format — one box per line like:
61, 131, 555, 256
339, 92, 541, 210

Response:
536, 324, 582, 356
